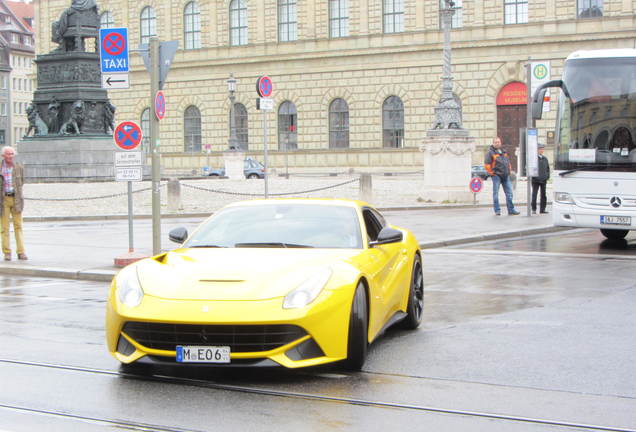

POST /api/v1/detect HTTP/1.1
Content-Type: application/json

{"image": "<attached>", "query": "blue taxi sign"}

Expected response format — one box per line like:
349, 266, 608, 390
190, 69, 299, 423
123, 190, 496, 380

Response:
99, 28, 129, 73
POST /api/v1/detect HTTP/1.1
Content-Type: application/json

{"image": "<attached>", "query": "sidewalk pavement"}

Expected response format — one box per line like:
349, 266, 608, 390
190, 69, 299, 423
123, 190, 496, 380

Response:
0, 204, 564, 282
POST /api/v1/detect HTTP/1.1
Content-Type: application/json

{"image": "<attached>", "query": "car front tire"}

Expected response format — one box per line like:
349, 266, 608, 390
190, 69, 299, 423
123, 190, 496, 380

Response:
343, 282, 368, 371
398, 253, 424, 330
247, 173, 260, 179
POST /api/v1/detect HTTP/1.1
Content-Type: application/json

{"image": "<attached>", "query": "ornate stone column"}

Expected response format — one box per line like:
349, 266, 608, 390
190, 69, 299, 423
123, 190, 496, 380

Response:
420, 0, 476, 202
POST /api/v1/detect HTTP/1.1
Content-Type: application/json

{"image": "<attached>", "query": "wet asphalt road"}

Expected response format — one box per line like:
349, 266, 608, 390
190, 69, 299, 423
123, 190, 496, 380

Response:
1, 230, 635, 431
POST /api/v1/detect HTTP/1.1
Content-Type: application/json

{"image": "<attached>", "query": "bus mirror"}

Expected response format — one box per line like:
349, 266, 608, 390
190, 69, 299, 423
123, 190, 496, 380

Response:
531, 80, 564, 120
532, 89, 547, 120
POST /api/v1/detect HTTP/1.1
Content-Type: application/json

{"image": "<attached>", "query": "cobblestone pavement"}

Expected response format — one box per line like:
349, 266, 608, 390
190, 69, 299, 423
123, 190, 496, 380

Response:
22, 174, 546, 218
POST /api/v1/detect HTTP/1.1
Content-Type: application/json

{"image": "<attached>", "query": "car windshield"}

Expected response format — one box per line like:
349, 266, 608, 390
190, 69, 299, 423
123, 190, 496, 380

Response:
184, 204, 363, 249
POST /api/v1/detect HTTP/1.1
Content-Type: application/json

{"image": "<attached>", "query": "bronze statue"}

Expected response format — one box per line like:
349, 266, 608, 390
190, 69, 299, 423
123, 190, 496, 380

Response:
25, 104, 49, 137
47, 97, 61, 134
60, 100, 85, 135
51, 0, 99, 52
103, 101, 116, 134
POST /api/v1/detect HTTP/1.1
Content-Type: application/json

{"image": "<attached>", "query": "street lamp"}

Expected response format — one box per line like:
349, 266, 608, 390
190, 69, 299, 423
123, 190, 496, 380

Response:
227, 73, 239, 150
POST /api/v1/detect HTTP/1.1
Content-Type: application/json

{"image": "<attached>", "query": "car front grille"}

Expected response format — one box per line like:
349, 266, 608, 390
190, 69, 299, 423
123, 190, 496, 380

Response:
122, 322, 307, 353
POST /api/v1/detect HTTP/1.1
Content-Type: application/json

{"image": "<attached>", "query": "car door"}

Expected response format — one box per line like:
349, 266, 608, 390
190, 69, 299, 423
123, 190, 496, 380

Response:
360, 208, 405, 339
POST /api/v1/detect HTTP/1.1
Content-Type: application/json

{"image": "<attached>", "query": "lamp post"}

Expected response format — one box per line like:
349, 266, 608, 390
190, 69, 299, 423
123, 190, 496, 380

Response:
227, 73, 239, 150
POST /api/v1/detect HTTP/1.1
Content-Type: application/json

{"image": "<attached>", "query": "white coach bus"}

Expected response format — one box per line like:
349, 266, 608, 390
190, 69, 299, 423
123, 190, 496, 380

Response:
532, 49, 636, 240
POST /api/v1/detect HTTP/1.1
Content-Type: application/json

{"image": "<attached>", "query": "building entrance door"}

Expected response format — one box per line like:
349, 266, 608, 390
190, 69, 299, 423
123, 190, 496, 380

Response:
496, 82, 528, 172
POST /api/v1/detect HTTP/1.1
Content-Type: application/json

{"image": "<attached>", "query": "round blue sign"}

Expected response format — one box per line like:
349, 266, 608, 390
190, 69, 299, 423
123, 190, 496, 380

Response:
469, 177, 483, 193
256, 76, 273, 97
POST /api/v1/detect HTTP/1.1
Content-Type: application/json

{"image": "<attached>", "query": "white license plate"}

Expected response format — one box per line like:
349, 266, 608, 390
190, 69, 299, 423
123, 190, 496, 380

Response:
600, 216, 632, 226
176, 346, 230, 363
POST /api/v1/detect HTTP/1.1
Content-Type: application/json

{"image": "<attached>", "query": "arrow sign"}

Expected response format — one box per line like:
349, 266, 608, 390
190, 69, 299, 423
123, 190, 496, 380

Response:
102, 73, 130, 89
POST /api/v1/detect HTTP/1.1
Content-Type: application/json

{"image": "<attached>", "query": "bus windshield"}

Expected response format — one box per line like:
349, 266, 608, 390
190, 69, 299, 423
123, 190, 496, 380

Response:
555, 57, 636, 172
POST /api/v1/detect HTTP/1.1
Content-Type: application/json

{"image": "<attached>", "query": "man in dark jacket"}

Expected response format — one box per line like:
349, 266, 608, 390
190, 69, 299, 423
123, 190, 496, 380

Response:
484, 137, 520, 216
531, 143, 550, 214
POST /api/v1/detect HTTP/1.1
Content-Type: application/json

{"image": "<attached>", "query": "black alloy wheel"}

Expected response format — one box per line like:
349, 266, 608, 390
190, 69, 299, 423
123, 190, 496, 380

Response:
600, 229, 629, 240
343, 282, 368, 371
247, 173, 260, 179
398, 253, 424, 330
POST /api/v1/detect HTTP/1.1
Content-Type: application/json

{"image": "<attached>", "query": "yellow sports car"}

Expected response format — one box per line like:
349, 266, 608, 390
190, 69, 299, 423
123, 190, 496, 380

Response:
106, 199, 423, 370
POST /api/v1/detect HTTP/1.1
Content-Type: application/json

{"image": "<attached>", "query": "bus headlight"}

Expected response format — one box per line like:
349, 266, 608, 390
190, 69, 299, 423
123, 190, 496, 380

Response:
554, 192, 574, 204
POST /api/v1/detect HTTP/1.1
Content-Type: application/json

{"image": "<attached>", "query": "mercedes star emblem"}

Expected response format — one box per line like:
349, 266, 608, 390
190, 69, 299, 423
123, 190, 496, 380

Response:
610, 196, 622, 208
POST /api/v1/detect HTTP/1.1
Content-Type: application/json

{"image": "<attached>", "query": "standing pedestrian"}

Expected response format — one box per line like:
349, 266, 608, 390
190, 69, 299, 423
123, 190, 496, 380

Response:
531, 143, 550, 214
484, 137, 520, 216
1, 146, 27, 261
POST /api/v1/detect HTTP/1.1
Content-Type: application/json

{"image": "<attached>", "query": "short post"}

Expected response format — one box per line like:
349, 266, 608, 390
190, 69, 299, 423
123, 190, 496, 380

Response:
167, 177, 181, 213
359, 173, 373, 203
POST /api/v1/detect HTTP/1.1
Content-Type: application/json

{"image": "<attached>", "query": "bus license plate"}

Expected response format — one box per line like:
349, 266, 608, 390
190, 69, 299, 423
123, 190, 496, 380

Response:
176, 346, 230, 363
600, 216, 631, 226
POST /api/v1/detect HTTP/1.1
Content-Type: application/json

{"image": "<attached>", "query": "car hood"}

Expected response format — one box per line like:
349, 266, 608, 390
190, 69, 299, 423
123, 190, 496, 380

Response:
135, 248, 361, 301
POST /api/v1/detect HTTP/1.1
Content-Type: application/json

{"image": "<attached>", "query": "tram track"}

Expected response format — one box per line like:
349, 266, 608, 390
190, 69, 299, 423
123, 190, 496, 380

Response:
1, 358, 634, 432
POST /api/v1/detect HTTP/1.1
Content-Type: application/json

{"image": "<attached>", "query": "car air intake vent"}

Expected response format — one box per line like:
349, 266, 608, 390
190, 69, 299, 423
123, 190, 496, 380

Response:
123, 322, 307, 353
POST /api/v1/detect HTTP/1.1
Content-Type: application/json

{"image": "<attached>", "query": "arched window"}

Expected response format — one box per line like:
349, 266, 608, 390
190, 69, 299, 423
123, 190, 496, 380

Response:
140, 6, 157, 45
278, 101, 297, 150
278, 0, 297, 42
230, 103, 249, 149
184, 106, 202, 153
141, 108, 150, 154
230, 0, 248, 46
382, 96, 404, 148
100, 11, 114, 29
384, 0, 404, 33
329, 98, 349, 149
184, 2, 201, 49
610, 127, 634, 152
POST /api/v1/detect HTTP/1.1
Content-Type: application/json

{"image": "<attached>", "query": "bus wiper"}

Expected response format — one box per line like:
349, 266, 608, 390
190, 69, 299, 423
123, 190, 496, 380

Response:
234, 242, 314, 248
189, 244, 226, 248
559, 165, 608, 177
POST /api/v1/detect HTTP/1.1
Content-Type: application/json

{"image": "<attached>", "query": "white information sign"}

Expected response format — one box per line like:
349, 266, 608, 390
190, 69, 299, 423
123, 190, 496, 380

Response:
531, 61, 551, 112
116, 166, 143, 182
115, 151, 143, 167
569, 149, 596, 163
102, 73, 130, 89
257, 97, 274, 111
527, 128, 538, 177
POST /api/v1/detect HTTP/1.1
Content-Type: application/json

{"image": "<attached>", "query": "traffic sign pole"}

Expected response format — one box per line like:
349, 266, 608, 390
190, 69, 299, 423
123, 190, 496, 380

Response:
150, 37, 161, 254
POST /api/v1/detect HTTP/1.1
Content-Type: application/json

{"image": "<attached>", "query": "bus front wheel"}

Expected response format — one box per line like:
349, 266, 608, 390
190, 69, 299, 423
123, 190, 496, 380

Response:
600, 229, 629, 240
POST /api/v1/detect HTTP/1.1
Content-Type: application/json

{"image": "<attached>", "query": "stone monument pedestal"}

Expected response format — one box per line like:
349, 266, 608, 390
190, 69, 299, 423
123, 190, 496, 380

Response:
17, 136, 117, 182
224, 150, 245, 180
420, 131, 476, 203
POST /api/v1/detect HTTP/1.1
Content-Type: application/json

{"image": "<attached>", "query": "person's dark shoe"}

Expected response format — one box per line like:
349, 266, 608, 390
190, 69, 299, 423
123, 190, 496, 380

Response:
3, 254, 10, 261
540, 210, 549, 214
495, 211, 501, 216
532, 210, 537, 214
17, 253, 27, 261
509, 210, 521, 215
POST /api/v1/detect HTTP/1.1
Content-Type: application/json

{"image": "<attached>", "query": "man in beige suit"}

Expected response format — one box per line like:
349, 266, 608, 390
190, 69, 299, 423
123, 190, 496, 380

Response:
0, 146, 27, 261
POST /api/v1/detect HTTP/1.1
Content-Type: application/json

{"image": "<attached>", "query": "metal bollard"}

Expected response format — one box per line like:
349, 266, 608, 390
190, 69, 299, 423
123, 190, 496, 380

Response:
167, 178, 182, 213
359, 173, 373, 204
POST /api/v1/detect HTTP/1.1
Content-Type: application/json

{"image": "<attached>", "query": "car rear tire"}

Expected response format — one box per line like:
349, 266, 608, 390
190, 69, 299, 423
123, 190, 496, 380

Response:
247, 173, 260, 179
397, 253, 424, 330
343, 283, 368, 371
600, 229, 629, 240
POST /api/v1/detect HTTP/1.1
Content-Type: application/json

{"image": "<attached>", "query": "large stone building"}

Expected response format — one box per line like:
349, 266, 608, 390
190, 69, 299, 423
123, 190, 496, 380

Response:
1, 0, 35, 146
33, 0, 636, 174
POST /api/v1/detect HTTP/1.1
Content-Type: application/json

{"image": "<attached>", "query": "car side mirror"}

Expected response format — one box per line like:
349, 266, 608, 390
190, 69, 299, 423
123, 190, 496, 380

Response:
369, 227, 403, 247
169, 227, 188, 244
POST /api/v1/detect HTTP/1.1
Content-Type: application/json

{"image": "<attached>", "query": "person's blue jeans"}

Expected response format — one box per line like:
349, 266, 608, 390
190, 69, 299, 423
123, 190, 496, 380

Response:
491, 175, 515, 214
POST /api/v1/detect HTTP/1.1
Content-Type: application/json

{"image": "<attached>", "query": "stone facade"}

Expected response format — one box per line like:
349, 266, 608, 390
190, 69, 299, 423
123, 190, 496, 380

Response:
34, 0, 636, 174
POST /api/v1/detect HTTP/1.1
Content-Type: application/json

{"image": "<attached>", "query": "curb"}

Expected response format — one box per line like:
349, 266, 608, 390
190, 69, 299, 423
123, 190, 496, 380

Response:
420, 226, 571, 249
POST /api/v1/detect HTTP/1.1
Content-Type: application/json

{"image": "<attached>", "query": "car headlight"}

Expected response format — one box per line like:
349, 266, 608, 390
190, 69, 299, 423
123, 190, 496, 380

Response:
283, 268, 332, 309
554, 192, 574, 204
116, 265, 144, 308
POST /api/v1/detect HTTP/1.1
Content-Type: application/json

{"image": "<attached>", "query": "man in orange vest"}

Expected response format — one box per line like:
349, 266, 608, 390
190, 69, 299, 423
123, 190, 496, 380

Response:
484, 137, 520, 216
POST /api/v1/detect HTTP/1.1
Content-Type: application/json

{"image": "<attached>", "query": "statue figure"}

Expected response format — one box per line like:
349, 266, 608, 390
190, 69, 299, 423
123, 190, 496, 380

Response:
51, 0, 99, 52
60, 100, 85, 135
47, 97, 61, 134
103, 101, 116, 134
25, 104, 49, 137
